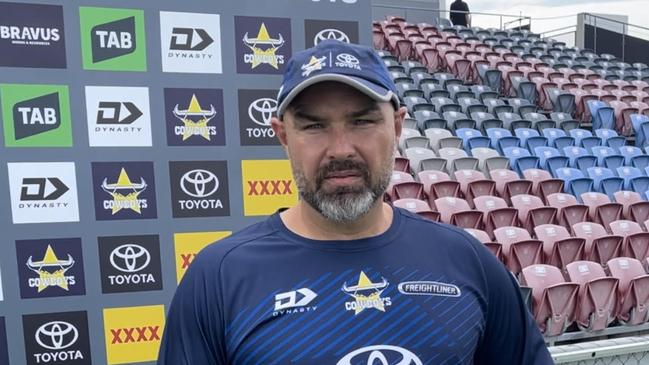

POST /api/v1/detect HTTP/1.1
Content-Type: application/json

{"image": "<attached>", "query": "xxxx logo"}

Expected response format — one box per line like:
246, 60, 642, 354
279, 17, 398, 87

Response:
110, 326, 160, 344
173, 231, 230, 283
247, 180, 292, 196
179, 253, 196, 269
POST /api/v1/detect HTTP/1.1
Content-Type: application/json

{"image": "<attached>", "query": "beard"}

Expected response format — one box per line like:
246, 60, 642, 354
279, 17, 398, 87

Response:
292, 150, 394, 223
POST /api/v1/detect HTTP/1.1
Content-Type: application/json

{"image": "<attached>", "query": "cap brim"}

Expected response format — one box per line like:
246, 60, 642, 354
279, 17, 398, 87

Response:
277, 73, 399, 117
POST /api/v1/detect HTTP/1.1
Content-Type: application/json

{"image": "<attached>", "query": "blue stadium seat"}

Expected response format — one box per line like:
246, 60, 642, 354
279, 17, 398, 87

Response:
587, 100, 615, 130
591, 146, 625, 170
487, 128, 520, 154
563, 146, 597, 174
503, 146, 540, 175
543, 128, 575, 150
631, 114, 649, 148
586, 167, 624, 199
594, 129, 626, 151
534, 146, 569, 176
456, 128, 490, 151
515, 128, 548, 151
616, 166, 649, 194
555, 167, 594, 202
619, 146, 644, 166
569, 129, 601, 151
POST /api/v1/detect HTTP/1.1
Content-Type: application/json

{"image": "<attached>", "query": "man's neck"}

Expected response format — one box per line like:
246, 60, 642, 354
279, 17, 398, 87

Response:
280, 200, 394, 241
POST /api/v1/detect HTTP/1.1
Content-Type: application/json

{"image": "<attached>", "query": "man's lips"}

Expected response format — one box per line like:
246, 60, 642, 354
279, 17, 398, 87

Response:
325, 170, 361, 179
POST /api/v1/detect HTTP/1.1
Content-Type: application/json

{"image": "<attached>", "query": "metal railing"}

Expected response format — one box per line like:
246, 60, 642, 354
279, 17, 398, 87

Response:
583, 12, 649, 63
549, 335, 649, 364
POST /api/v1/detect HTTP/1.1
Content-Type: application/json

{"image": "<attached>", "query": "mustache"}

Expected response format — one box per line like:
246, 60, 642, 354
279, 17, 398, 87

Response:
315, 159, 370, 188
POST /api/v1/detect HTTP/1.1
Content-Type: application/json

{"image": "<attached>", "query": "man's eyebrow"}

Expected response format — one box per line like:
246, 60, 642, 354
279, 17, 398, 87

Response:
348, 103, 382, 118
292, 109, 326, 122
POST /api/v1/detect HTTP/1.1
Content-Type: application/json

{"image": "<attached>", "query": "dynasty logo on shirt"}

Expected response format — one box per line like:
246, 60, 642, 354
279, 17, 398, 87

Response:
103, 305, 165, 364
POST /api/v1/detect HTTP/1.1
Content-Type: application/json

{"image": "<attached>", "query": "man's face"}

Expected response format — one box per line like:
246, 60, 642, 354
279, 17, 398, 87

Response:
272, 81, 404, 223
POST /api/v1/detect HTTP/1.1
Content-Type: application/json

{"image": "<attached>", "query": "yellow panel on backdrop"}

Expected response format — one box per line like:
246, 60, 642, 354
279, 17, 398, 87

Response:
103, 305, 165, 364
241, 159, 298, 216
173, 231, 232, 283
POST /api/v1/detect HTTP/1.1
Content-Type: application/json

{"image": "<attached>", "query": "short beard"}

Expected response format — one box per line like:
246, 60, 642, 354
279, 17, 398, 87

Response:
293, 153, 394, 223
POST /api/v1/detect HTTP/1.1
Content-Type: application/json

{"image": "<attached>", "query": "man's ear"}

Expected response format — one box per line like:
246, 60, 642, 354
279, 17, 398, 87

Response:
393, 106, 407, 141
271, 116, 288, 148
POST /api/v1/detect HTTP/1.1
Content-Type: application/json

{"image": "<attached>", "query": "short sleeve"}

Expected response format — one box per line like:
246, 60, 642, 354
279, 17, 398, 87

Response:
157, 250, 227, 365
470, 237, 554, 364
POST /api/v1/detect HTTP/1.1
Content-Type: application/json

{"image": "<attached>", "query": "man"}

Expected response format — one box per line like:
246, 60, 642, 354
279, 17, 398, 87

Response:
158, 40, 553, 364
450, 0, 471, 27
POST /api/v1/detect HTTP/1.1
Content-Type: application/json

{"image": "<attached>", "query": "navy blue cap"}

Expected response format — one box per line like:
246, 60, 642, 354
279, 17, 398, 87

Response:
277, 40, 400, 117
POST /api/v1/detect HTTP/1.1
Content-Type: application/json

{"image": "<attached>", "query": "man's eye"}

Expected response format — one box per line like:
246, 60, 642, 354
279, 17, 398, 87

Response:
354, 119, 374, 126
303, 123, 323, 130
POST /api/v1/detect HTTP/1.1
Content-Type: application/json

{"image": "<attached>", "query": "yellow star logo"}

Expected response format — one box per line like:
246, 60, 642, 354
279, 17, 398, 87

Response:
182, 95, 212, 141
342, 271, 390, 315
27, 245, 74, 292
102, 168, 147, 215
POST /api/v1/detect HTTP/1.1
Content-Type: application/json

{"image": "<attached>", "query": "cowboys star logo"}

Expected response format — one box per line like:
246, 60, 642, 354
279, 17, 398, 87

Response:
27, 245, 75, 292
342, 271, 392, 315
301, 55, 326, 77
173, 94, 217, 141
243, 23, 284, 69
101, 168, 147, 215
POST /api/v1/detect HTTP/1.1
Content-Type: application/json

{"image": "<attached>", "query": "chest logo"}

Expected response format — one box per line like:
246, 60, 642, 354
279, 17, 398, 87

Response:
342, 271, 392, 315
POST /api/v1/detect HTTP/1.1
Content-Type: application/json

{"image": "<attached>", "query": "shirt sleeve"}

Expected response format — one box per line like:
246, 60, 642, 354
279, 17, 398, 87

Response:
470, 237, 555, 365
157, 249, 227, 365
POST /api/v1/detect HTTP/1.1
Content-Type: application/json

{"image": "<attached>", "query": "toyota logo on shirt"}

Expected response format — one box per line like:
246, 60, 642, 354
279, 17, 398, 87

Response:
248, 97, 277, 127
314, 28, 350, 45
110, 244, 151, 273
337, 345, 423, 365
180, 169, 219, 198
35, 321, 78, 350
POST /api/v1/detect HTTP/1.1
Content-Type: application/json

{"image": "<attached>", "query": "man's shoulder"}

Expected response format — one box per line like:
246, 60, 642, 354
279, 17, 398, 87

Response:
397, 207, 480, 250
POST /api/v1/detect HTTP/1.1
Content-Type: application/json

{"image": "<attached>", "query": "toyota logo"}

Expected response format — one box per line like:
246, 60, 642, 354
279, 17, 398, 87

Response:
180, 169, 219, 198
110, 244, 151, 273
35, 321, 78, 350
337, 345, 423, 365
336, 53, 359, 65
248, 98, 277, 127
315, 28, 350, 45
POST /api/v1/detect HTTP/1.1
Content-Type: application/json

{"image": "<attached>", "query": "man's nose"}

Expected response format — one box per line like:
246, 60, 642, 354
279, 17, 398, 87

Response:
326, 126, 356, 160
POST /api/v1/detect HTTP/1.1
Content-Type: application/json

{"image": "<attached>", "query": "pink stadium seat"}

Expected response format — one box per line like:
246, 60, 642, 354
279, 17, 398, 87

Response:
572, 222, 623, 267
534, 224, 586, 268
494, 226, 543, 274
546, 193, 589, 229
491, 169, 533, 204
609, 220, 649, 261
454, 170, 496, 206
614, 191, 649, 223
511, 194, 557, 234
607, 257, 649, 325
473, 195, 518, 237
566, 261, 618, 331
465, 228, 503, 261
581, 192, 623, 229
432, 197, 482, 229
394, 157, 411, 173
392, 198, 439, 222
391, 181, 426, 201
522, 169, 564, 202
418, 170, 462, 204
521, 265, 579, 336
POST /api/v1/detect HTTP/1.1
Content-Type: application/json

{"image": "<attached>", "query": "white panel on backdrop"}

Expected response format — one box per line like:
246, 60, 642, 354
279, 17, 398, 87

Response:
7, 162, 80, 224
85, 86, 152, 147
160, 12, 222, 73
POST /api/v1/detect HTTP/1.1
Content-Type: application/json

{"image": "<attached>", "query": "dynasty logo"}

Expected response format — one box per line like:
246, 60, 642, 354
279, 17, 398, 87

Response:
304, 19, 359, 47
85, 86, 152, 147
91, 162, 157, 220
238, 89, 280, 146
235, 16, 291, 74
22, 311, 91, 365
173, 231, 231, 283
169, 161, 230, 218
160, 12, 222, 73
103, 305, 165, 364
342, 271, 392, 315
16, 238, 86, 299
164, 88, 225, 146
8, 162, 80, 224
0, 3, 67, 68
98, 235, 162, 294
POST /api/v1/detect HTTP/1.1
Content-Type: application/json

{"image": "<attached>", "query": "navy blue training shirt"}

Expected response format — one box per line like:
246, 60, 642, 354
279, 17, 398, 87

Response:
158, 207, 553, 364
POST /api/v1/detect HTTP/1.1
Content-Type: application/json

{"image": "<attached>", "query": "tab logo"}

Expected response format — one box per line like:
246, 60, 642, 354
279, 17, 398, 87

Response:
91, 161, 157, 221
85, 86, 152, 146
304, 19, 359, 47
169, 161, 230, 218
160, 12, 222, 73
238, 89, 280, 146
0, 2, 66, 68
242, 160, 298, 216
164, 88, 225, 146
273, 288, 318, 316
235, 16, 292, 74
103, 305, 165, 364
98, 235, 162, 294
8, 162, 80, 224
80, 7, 146, 71
1, 84, 72, 147
173, 231, 231, 283
22, 311, 91, 365
16, 238, 86, 299
0, 318, 7, 365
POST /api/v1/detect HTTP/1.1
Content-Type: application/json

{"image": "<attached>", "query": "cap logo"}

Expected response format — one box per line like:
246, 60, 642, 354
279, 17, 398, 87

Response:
301, 55, 327, 77
335, 53, 361, 71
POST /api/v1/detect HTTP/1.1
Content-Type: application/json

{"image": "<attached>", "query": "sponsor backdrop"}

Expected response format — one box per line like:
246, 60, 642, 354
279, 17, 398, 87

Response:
0, 0, 371, 364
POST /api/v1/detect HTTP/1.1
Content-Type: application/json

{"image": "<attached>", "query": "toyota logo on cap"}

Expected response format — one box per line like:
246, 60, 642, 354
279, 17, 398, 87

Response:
110, 244, 151, 273
35, 321, 78, 350
337, 345, 423, 365
314, 28, 350, 45
180, 169, 219, 198
248, 98, 277, 127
